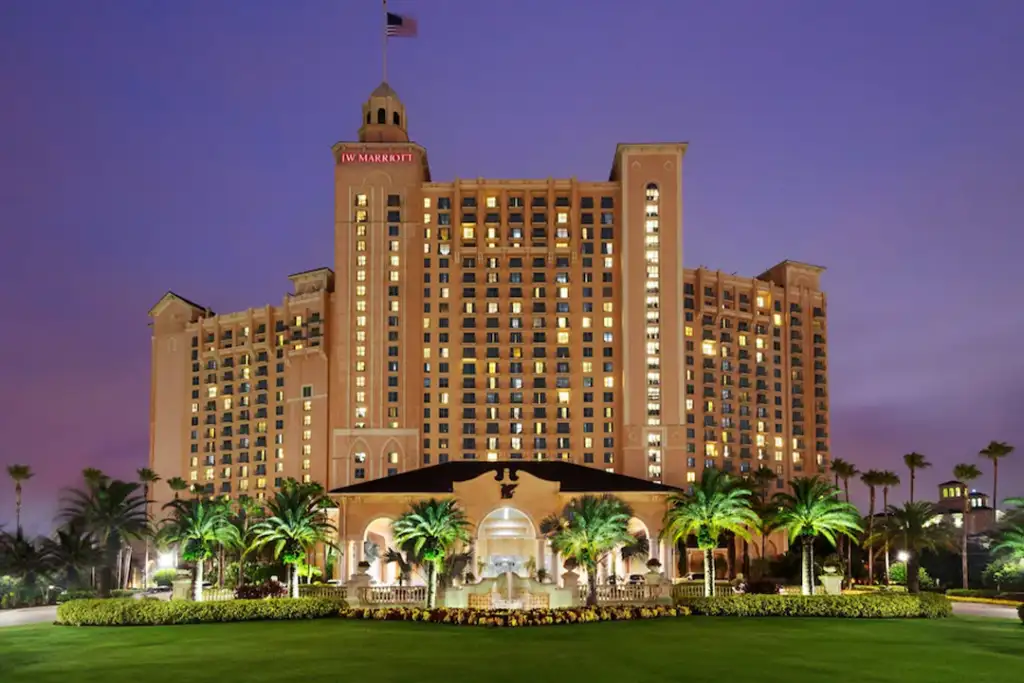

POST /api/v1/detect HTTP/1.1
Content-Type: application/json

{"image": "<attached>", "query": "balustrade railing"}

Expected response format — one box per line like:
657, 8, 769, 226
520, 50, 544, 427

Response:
298, 585, 348, 601
360, 585, 427, 605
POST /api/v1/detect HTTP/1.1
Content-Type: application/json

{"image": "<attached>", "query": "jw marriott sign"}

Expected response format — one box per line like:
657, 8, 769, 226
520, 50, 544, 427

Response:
338, 151, 415, 164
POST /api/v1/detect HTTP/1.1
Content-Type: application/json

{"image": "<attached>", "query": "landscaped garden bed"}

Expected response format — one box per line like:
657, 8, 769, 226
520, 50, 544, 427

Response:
56, 597, 344, 626
340, 604, 689, 627
681, 593, 952, 618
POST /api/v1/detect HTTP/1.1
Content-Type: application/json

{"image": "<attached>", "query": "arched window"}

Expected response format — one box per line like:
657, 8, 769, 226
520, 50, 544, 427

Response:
377, 108, 386, 124
645, 183, 660, 202
392, 112, 401, 126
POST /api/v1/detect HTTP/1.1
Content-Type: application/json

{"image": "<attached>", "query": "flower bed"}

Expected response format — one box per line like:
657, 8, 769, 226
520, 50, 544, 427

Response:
340, 604, 690, 627
682, 593, 951, 618
57, 597, 344, 626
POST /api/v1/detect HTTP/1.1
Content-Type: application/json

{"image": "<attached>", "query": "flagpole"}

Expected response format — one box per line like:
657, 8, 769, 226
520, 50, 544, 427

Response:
382, 0, 388, 82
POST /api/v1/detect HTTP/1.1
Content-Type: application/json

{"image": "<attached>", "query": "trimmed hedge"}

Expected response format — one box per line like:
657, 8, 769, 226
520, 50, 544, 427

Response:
683, 593, 951, 618
341, 604, 690, 627
57, 597, 344, 626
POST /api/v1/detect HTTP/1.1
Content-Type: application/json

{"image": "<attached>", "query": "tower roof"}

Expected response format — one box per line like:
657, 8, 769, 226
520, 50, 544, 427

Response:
371, 81, 399, 99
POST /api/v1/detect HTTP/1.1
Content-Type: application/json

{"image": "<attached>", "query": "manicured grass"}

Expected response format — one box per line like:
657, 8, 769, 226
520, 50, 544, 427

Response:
0, 617, 1020, 683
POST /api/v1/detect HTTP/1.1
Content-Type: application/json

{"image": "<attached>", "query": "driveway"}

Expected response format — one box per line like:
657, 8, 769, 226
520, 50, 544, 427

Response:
951, 601, 1020, 620
0, 605, 57, 627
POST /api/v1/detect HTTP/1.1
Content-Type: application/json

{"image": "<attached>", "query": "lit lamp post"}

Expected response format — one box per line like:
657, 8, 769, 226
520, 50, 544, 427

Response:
896, 551, 910, 563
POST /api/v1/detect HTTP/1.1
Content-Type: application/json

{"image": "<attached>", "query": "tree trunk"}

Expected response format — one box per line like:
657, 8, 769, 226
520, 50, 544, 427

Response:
585, 561, 599, 606
97, 565, 114, 598
218, 545, 225, 587
703, 549, 715, 597
843, 480, 853, 580
143, 541, 150, 589
992, 460, 999, 516
290, 563, 300, 598
907, 554, 921, 594
867, 488, 876, 584
115, 546, 123, 590
909, 469, 915, 504
802, 538, 813, 596
961, 494, 970, 589
426, 562, 438, 608
123, 545, 133, 589
193, 559, 204, 602
14, 484, 22, 531
883, 488, 890, 585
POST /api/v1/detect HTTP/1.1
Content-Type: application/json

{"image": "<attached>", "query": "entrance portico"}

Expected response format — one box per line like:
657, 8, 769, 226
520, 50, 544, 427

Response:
330, 460, 681, 586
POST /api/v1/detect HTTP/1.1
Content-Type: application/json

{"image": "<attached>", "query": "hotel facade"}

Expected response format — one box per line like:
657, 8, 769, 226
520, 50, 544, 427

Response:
148, 83, 830, 581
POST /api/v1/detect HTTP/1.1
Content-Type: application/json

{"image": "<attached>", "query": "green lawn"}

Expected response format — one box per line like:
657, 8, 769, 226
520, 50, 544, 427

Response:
1, 617, 1020, 683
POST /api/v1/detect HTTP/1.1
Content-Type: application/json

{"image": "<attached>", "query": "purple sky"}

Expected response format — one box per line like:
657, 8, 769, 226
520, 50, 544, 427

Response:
2, 1, 1023, 533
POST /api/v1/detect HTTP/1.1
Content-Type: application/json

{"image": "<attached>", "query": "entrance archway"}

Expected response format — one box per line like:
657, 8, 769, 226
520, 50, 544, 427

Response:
476, 507, 536, 578
363, 517, 397, 585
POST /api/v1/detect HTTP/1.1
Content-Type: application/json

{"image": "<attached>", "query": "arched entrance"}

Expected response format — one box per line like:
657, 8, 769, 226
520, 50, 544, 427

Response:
363, 517, 397, 585
476, 507, 536, 579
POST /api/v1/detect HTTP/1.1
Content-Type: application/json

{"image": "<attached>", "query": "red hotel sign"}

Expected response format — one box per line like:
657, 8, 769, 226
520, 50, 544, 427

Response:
339, 152, 414, 164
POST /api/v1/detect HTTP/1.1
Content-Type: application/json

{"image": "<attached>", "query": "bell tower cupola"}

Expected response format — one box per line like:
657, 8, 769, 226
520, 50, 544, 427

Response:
359, 81, 408, 143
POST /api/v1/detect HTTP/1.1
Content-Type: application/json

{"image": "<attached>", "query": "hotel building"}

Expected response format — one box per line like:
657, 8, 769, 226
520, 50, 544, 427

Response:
148, 83, 829, 575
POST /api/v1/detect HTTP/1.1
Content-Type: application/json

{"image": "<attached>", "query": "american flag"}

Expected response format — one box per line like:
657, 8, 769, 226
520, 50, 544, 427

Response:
386, 12, 417, 38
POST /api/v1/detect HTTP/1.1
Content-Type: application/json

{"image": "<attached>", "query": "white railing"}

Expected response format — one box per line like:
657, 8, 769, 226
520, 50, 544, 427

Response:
360, 585, 427, 605
577, 584, 665, 604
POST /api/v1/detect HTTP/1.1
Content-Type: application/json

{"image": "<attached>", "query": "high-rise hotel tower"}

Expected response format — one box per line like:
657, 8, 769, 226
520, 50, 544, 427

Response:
148, 83, 829, 510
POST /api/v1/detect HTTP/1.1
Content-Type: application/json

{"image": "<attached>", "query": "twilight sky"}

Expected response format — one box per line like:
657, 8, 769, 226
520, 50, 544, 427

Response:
2, 1, 1023, 532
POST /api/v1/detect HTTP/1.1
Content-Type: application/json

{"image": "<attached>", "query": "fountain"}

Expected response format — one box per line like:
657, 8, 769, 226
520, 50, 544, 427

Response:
491, 559, 523, 609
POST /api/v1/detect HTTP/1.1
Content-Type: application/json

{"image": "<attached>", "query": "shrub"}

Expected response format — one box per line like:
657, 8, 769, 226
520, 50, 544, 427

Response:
57, 597, 344, 626
683, 593, 951, 618
151, 569, 179, 587
1018, 604, 1023, 624
890, 562, 936, 589
340, 604, 689, 627
56, 589, 98, 604
234, 581, 287, 600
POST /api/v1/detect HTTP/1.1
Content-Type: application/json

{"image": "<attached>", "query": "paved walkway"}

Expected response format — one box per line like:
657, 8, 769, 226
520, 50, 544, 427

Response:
950, 601, 1020, 620
0, 605, 57, 627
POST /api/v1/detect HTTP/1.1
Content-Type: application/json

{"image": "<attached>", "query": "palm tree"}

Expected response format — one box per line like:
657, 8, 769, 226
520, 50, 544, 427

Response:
159, 498, 239, 601
860, 469, 886, 584
661, 469, 759, 597
44, 523, 102, 589
902, 453, 931, 503
229, 495, 263, 588
952, 463, 982, 589
540, 495, 638, 606
0, 530, 52, 599
979, 441, 1014, 515
750, 467, 778, 566
136, 468, 160, 588
990, 520, 1024, 563
81, 468, 108, 488
166, 477, 189, 500
867, 502, 955, 593
6, 464, 34, 531
877, 470, 901, 583
391, 498, 472, 608
830, 458, 859, 577
773, 477, 862, 595
59, 476, 149, 597
250, 479, 335, 598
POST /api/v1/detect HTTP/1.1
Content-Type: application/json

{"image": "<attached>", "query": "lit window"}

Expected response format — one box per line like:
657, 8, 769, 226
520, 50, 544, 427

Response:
423, 197, 431, 208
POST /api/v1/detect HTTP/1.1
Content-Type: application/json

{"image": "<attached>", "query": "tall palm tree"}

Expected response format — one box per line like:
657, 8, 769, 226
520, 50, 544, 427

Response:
44, 523, 102, 589
166, 477, 189, 500
59, 476, 149, 597
868, 502, 955, 593
750, 466, 778, 566
250, 479, 335, 598
773, 477, 862, 595
902, 453, 931, 503
159, 498, 239, 601
830, 458, 859, 577
877, 470, 901, 583
229, 495, 263, 588
979, 441, 1014, 515
6, 464, 34, 531
661, 468, 759, 597
860, 469, 886, 584
136, 468, 161, 588
952, 463, 982, 589
81, 468, 108, 489
392, 497, 473, 608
